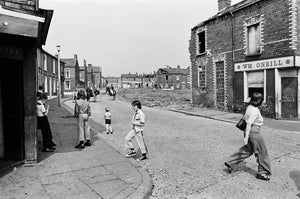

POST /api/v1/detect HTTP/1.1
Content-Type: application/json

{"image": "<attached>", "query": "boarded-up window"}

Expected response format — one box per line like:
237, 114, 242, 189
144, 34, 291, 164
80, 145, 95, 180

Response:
247, 24, 260, 54
247, 71, 264, 98
198, 65, 206, 88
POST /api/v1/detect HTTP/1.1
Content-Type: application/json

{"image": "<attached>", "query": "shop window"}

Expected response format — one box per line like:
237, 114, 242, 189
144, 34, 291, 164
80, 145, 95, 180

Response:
198, 65, 206, 88
197, 31, 206, 54
247, 23, 260, 55
247, 71, 265, 101
65, 80, 71, 90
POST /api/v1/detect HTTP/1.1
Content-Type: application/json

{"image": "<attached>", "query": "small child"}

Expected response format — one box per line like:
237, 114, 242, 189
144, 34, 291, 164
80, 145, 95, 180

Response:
104, 107, 113, 134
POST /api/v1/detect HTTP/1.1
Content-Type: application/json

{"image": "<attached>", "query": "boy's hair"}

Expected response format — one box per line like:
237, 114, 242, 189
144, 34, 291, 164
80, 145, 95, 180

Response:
38, 93, 48, 100
77, 89, 86, 99
131, 100, 142, 109
105, 107, 110, 112
250, 92, 264, 107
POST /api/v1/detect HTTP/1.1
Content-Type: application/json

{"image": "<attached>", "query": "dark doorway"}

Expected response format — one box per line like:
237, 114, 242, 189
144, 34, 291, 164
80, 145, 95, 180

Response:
281, 77, 298, 118
0, 58, 24, 161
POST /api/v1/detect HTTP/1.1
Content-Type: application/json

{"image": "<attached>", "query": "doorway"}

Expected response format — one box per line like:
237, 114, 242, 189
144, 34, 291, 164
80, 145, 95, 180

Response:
0, 58, 24, 161
281, 77, 298, 118
216, 61, 225, 109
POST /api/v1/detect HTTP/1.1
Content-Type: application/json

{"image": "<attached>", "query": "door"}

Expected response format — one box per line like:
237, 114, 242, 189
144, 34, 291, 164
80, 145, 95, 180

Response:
281, 77, 297, 118
216, 61, 225, 109
0, 58, 24, 161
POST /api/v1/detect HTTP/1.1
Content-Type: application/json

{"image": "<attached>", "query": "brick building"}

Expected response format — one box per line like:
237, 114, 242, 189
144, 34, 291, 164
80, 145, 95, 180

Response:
61, 54, 80, 95
0, 0, 52, 166
37, 49, 65, 98
121, 73, 143, 88
156, 66, 190, 90
190, 0, 300, 119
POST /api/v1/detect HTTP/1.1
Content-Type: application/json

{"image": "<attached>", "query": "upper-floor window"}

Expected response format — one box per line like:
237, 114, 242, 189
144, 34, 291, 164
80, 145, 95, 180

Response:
197, 31, 206, 55
176, 75, 180, 81
165, 75, 169, 81
43, 55, 47, 71
198, 65, 206, 88
247, 23, 260, 55
53, 59, 56, 73
65, 69, 70, 78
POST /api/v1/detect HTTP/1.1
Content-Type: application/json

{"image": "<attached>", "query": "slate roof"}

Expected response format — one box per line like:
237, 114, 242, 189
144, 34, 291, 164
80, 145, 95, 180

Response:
61, 58, 76, 67
193, 0, 261, 30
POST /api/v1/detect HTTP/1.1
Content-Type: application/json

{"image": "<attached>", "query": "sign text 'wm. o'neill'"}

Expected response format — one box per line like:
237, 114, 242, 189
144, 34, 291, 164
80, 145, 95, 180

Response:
234, 57, 295, 72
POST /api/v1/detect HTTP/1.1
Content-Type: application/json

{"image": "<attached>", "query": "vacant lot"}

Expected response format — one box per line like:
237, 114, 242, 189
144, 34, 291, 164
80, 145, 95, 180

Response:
117, 88, 191, 110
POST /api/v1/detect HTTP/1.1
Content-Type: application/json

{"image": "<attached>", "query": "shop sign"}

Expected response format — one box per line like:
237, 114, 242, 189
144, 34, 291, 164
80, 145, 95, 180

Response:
234, 56, 294, 72
0, 45, 23, 60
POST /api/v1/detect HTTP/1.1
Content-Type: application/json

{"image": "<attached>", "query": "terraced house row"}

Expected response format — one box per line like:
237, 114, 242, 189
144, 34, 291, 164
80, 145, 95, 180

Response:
190, 0, 300, 119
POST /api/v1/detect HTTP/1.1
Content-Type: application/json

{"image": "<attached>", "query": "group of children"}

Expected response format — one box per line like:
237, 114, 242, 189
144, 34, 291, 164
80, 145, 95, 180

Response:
73, 89, 148, 161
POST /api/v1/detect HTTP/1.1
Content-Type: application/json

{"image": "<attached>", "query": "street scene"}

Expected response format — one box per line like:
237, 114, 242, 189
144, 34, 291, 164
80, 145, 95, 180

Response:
1, 0, 300, 198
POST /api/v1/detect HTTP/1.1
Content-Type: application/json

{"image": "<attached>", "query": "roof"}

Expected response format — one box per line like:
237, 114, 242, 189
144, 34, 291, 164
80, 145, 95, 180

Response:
193, 0, 261, 30
121, 73, 141, 78
92, 66, 101, 72
61, 58, 76, 67
158, 68, 189, 75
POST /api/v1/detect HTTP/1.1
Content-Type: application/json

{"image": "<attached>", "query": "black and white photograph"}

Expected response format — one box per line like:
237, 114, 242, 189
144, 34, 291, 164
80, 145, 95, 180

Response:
0, 0, 300, 198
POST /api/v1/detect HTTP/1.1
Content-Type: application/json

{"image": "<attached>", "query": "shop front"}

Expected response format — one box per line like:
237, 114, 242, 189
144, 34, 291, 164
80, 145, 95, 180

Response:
0, 5, 52, 171
234, 56, 300, 119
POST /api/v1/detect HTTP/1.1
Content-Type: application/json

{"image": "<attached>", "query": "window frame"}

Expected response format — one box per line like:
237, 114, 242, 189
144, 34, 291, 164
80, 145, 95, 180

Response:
246, 22, 261, 55
198, 65, 206, 88
65, 68, 70, 78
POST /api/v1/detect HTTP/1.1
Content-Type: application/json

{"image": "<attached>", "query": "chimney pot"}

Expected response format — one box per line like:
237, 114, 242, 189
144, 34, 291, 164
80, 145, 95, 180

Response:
218, 0, 231, 11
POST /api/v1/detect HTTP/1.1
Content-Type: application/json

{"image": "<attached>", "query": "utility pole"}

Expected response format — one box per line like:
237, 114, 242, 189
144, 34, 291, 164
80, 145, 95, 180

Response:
57, 45, 61, 107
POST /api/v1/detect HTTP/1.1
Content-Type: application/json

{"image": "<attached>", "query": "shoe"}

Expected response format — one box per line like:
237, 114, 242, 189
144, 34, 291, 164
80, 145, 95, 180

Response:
75, 143, 85, 149
137, 155, 147, 161
85, 141, 91, 146
43, 148, 55, 152
106, 132, 110, 134
224, 162, 233, 173
256, 173, 270, 181
111, 131, 113, 134
125, 150, 136, 158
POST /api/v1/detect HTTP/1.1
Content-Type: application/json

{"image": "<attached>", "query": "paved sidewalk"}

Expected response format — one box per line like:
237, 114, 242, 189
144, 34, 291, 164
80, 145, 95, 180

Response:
0, 99, 152, 199
171, 106, 300, 133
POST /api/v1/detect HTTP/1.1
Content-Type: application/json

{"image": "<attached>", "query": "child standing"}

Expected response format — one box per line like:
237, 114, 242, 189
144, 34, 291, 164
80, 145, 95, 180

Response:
37, 93, 56, 152
125, 100, 148, 161
104, 107, 113, 134
74, 89, 91, 149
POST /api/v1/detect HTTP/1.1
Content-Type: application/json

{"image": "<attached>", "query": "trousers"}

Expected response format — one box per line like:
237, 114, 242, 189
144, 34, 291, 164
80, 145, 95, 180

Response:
78, 114, 91, 141
226, 125, 271, 175
125, 129, 147, 154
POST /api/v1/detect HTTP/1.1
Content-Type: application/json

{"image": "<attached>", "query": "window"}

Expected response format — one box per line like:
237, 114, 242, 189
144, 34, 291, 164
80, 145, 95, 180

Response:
176, 75, 180, 81
44, 76, 48, 92
53, 59, 56, 73
65, 80, 71, 90
246, 71, 265, 102
65, 69, 70, 78
247, 23, 260, 55
53, 79, 56, 93
198, 65, 206, 88
43, 55, 47, 71
197, 31, 206, 54
165, 75, 168, 81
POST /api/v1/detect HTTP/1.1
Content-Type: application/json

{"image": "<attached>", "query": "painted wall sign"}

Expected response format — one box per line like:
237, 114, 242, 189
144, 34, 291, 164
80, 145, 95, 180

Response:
0, 45, 23, 60
234, 56, 294, 71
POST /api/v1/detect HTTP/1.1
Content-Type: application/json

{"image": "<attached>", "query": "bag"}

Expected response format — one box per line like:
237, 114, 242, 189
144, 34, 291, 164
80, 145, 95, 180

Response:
81, 114, 89, 121
236, 117, 246, 131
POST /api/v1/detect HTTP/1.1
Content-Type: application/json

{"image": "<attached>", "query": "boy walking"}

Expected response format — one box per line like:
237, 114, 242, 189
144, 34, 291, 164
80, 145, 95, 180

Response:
104, 107, 113, 134
125, 100, 148, 161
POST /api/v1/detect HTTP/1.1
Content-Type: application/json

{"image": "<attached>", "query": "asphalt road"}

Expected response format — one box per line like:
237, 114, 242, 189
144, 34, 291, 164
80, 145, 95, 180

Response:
64, 94, 300, 199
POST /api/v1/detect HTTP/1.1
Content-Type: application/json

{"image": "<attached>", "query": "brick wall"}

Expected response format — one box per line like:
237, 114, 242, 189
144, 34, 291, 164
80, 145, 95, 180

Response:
190, 0, 296, 117
0, 0, 37, 11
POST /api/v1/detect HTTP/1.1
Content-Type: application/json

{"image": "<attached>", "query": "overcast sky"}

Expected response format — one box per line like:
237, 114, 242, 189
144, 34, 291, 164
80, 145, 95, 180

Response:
40, 0, 242, 76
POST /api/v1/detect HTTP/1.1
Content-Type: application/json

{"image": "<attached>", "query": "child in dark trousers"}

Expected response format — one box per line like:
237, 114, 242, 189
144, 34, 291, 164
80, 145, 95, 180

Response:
104, 107, 113, 134
124, 100, 148, 161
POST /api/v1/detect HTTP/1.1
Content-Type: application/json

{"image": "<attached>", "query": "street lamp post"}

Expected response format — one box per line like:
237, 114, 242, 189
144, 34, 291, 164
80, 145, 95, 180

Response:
57, 45, 61, 107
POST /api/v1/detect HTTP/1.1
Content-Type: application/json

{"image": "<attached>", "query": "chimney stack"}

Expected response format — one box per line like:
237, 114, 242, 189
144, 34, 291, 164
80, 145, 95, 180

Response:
74, 54, 78, 61
218, 0, 231, 11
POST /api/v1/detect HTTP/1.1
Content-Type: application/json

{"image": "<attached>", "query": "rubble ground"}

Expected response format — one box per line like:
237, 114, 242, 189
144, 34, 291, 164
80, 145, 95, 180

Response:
117, 88, 191, 110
